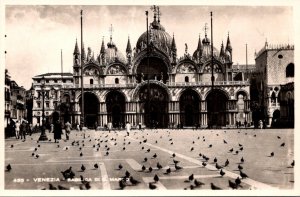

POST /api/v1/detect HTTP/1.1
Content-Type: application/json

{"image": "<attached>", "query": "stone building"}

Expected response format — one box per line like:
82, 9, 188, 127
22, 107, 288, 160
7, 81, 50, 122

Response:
32, 7, 252, 128
251, 41, 294, 127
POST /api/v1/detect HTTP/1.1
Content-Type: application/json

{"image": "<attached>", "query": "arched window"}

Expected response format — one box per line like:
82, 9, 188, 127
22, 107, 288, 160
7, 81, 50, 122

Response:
185, 76, 189, 83
286, 63, 294, 77
90, 79, 94, 84
115, 78, 119, 84
271, 92, 276, 103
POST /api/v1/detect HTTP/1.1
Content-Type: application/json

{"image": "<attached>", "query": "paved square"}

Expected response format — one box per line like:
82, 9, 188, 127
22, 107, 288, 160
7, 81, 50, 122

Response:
5, 128, 294, 190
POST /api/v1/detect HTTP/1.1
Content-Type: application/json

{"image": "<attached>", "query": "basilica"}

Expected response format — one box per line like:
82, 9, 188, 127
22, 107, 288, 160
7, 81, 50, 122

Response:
32, 7, 252, 129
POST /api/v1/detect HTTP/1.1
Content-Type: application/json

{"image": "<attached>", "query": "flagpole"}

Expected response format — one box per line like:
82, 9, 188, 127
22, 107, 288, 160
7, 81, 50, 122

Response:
80, 10, 85, 127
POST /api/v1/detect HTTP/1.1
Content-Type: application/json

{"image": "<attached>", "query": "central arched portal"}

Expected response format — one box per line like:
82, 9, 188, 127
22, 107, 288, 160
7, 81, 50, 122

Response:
180, 89, 200, 126
138, 84, 169, 128
206, 90, 228, 128
106, 91, 126, 128
79, 92, 99, 128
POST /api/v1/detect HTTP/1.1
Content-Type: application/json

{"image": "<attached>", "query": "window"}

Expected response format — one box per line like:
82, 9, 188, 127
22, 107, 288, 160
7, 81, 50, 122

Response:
62, 79, 66, 83
46, 102, 49, 108
90, 79, 94, 84
286, 63, 294, 77
115, 78, 119, 84
54, 80, 57, 83
271, 92, 276, 103
185, 76, 189, 82
46, 80, 49, 83
37, 102, 41, 108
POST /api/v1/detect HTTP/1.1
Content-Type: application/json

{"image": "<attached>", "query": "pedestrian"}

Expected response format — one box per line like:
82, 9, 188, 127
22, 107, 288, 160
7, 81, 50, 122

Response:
108, 122, 112, 132
126, 121, 131, 136
20, 121, 27, 140
54, 120, 62, 143
138, 122, 142, 131
65, 121, 71, 140
76, 123, 80, 131
15, 120, 20, 139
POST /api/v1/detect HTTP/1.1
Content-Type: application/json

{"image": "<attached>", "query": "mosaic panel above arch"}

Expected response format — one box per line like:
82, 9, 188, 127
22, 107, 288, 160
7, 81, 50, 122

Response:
106, 64, 127, 75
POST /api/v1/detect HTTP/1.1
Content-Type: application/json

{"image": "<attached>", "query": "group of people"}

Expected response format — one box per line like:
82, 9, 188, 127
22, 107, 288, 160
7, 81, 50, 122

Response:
51, 121, 72, 143
13, 120, 32, 140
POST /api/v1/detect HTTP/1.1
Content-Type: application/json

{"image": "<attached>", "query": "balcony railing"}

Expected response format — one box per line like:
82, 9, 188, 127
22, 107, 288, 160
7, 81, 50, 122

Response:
62, 81, 250, 89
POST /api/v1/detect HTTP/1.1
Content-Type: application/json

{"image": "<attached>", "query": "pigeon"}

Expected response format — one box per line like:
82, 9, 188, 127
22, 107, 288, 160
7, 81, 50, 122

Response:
81, 164, 86, 172
199, 153, 202, 157
239, 147, 243, 151
105, 151, 109, 156
280, 143, 285, 147
123, 147, 126, 151
154, 174, 159, 182
49, 183, 57, 190
190, 185, 195, 190
141, 165, 146, 171
157, 162, 163, 169
188, 174, 194, 181
240, 170, 248, 179
238, 143, 242, 147
147, 148, 150, 153
229, 148, 233, 153
155, 140, 158, 144
34, 148, 38, 151
192, 141, 195, 144
10, 145, 13, 148
173, 159, 180, 164
144, 157, 148, 162
57, 185, 69, 190
214, 157, 217, 163
235, 177, 241, 185
291, 160, 295, 167
238, 164, 243, 170
270, 152, 274, 157
61, 166, 75, 180
241, 157, 244, 163
190, 147, 194, 151
35, 154, 40, 159
94, 163, 99, 169
215, 163, 222, 170
224, 159, 229, 167
32, 153, 35, 157
152, 153, 157, 158
125, 170, 131, 178
129, 176, 140, 185
80, 152, 83, 157
119, 179, 126, 189
6, 164, 12, 172
57, 145, 60, 148
208, 144, 212, 148
228, 180, 238, 189
175, 164, 182, 170
277, 136, 281, 139
202, 162, 207, 167
165, 167, 171, 174
220, 169, 225, 177
210, 183, 221, 190
38, 145, 41, 148
148, 167, 153, 173
141, 146, 144, 150
194, 179, 205, 187
170, 142, 173, 145
149, 182, 157, 190
223, 140, 227, 144
235, 151, 239, 154
118, 164, 123, 170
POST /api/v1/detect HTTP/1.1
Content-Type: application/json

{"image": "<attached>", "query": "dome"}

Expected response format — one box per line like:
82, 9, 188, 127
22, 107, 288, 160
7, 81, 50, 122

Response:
201, 44, 219, 59
136, 24, 172, 53
104, 42, 126, 64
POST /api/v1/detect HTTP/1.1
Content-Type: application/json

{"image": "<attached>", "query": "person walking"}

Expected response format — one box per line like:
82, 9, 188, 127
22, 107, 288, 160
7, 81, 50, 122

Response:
54, 120, 62, 143
20, 121, 27, 140
15, 120, 20, 139
65, 121, 71, 140
126, 121, 131, 136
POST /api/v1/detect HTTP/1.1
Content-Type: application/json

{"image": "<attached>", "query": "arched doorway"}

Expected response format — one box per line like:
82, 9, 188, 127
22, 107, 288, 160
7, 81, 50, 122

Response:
136, 57, 169, 83
106, 91, 125, 128
79, 92, 99, 128
138, 84, 169, 128
180, 89, 200, 126
206, 90, 228, 128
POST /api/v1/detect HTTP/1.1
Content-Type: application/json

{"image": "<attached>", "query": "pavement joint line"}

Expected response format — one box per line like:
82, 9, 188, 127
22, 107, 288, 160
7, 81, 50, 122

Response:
126, 159, 142, 171
142, 177, 167, 190
126, 135, 279, 190
99, 162, 111, 190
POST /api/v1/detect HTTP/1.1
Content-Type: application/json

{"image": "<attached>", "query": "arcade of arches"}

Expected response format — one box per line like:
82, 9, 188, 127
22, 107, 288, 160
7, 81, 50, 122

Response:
71, 86, 251, 129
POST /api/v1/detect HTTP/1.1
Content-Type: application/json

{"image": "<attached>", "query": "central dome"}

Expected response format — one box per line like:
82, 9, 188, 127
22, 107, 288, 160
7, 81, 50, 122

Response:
136, 21, 172, 53
105, 42, 126, 64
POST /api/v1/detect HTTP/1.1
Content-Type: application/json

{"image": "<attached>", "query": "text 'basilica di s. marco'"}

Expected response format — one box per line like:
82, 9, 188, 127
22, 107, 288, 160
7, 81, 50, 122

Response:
31, 6, 252, 129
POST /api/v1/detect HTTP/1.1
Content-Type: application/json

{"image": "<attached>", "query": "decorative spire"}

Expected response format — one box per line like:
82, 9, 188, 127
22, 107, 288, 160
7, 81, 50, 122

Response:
225, 32, 232, 52
126, 36, 132, 53
92, 52, 95, 61
100, 37, 105, 54
220, 41, 225, 57
109, 24, 114, 44
157, 6, 161, 24
197, 34, 202, 51
171, 33, 177, 51
73, 38, 80, 54
202, 23, 210, 45
151, 5, 158, 22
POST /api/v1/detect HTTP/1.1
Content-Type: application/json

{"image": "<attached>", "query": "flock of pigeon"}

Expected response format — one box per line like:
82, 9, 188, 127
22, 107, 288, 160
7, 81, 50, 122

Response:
6, 129, 294, 190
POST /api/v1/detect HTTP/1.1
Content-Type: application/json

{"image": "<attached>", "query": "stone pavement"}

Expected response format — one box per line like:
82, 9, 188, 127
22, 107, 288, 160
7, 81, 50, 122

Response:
4, 128, 294, 190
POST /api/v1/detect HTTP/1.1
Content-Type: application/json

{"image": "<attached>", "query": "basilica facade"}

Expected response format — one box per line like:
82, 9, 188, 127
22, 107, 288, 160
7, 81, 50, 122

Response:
32, 8, 252, 128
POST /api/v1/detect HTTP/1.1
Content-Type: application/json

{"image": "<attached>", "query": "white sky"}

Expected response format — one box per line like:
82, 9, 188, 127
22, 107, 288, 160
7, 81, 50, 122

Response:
3, 3, 295, 89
